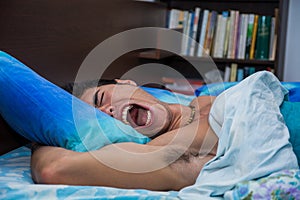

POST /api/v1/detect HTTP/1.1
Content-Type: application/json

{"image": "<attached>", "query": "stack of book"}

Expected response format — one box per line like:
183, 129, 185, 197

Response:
223, 63, 275, 82
167, 8, 278, 61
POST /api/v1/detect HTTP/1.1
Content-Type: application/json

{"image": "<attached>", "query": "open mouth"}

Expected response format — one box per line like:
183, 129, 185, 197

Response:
122, 104, 151, 127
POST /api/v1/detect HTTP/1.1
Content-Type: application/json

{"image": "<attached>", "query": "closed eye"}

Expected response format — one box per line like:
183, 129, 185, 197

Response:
94, 89, 100, 107
94, 89, 105, 108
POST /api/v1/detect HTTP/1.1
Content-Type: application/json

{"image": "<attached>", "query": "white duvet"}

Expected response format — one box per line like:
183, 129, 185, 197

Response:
179, 71, 299, 199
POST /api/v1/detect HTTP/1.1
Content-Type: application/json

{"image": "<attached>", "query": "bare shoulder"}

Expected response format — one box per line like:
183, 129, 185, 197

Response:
190, 96, 216, 108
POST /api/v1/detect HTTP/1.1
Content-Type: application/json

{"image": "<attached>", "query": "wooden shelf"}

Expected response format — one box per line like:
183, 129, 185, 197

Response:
138, 50, 275, 66
182, 56, 275, 66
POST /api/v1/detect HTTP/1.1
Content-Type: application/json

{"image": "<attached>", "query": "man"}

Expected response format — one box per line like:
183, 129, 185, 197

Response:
31, 79, 219, 191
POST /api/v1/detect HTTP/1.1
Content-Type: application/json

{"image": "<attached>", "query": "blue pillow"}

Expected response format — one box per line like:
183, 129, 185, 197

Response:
280, 101, 300, 166
0, 51, 150, 152
195, 81, 300, 102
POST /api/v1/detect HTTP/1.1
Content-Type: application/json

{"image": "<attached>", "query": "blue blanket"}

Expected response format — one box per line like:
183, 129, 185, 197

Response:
179, 71, 299, 199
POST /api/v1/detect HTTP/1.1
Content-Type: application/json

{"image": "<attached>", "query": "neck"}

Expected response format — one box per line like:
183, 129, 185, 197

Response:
167, 104, 195, 131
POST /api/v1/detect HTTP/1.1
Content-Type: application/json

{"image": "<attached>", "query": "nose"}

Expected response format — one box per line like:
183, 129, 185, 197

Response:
99, 105, 114, 117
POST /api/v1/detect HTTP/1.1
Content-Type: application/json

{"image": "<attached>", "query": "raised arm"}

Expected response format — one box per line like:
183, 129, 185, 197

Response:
30, 142, 193, 191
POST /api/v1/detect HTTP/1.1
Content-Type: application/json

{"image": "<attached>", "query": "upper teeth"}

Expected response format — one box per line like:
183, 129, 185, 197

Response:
122, 105, 132, 125
145, 110, 151, 126
121, 105, 151, 126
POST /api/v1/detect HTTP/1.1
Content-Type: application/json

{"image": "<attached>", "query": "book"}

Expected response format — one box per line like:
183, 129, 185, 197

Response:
180, 11, 190, 55
230, 63, 238, 82
203, 10, 218, 56
195, 8, 204, 54
197, 9, 209, 57
227, 10, 239, 59
245, 14, 255, 59
237, 14, 249, 59
185, 11, 195, 55
189, 7, 201, 56
270, 8, 279, 60
249, 15, 259, 59
235, 14, 242, 59
223, 13, 231, 58
212, 14, 223, 57
224, 65, 231, 82
212, 11, 228, 58
255, 16, 272, 60
237, 68, 244, 81
232, 11, 240, 58
181, 11, 194, 55
168, 9, 182, 29
269, 17, 275, 60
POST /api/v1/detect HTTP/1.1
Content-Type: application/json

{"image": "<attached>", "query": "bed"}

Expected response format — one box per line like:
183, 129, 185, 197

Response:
1, 1, 300, 199
1, 51, 300, 199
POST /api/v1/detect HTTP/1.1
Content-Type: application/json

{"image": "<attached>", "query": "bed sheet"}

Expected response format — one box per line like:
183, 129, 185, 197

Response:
1, 146, 300, 199
0, 146, 179, 200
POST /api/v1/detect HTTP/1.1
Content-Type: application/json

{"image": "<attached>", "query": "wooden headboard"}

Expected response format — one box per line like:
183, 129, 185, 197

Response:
0, 0, 166, 154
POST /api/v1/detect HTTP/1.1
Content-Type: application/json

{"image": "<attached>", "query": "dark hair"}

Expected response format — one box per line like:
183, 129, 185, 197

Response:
63, 79, 117, 98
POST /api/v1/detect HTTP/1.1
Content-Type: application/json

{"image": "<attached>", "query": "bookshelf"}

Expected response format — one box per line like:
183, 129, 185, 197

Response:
138, 0, 288, 82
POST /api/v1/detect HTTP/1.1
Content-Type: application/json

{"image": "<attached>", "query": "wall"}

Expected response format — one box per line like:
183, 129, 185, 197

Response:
283, 0, 300, 81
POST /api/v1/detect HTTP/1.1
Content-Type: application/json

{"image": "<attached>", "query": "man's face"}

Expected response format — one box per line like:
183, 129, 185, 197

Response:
80, 83, 172, 137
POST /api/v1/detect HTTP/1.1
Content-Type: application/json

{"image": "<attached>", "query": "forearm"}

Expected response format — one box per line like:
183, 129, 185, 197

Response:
30, 143, 187, 190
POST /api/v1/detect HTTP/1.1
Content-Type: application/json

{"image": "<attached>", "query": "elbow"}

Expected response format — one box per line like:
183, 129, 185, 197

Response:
32, 155, 69, 184
37, 163, 60, 184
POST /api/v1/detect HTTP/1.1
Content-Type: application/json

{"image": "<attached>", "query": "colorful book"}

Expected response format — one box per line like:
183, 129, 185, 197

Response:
197, 9, 209, 57
237, 68, 244, 81
223, 14, 231, 58
224, 65, 231, 82
245, 14, 255, 59
203, 10, 218, 56
230, 63, 238, 82
180, 11, 190, 55
238, 14, 249, 59
232, 11, 240, 58
189, 7, 201, 56
227, 10, 236, 58
255, 16, 272, 60
249, 15, 259, 59
212, 11, 229, 58
185, 11, 195, 55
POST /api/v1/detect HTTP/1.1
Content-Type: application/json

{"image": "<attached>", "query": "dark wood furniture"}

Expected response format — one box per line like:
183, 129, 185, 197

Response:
0, 0, 166, 155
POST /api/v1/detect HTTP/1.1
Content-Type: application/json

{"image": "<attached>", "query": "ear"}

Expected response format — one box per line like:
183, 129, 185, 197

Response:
115, 79, 137, 86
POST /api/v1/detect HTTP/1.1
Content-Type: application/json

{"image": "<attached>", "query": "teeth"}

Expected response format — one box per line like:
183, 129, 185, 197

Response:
121, 105, 152, 126
145, 110, 151, 126
122, 105, 132, 125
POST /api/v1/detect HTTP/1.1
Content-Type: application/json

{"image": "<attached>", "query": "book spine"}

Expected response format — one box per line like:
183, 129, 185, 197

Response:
202, 12, 212, 56
212, 14, 223, 58
230, 63, 238, 82
213, 11, 228, 58
235, 14, 242, 59
249, 15, 259, 59
245, 14, 255, 59
223, 13, 231, 58
232, 11, 240, 59
255, 16, 271, 60
237, 68, 244, 81
178, 10, 185, 29
204, 11, 218, 56
197, 10, 209, 57
180, 11, 190, 55
269, 17, 275, 60
189, 7, 201, 56
224, 65, 231, 82
238, 14, 249, 59
227, 10, 236, 58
